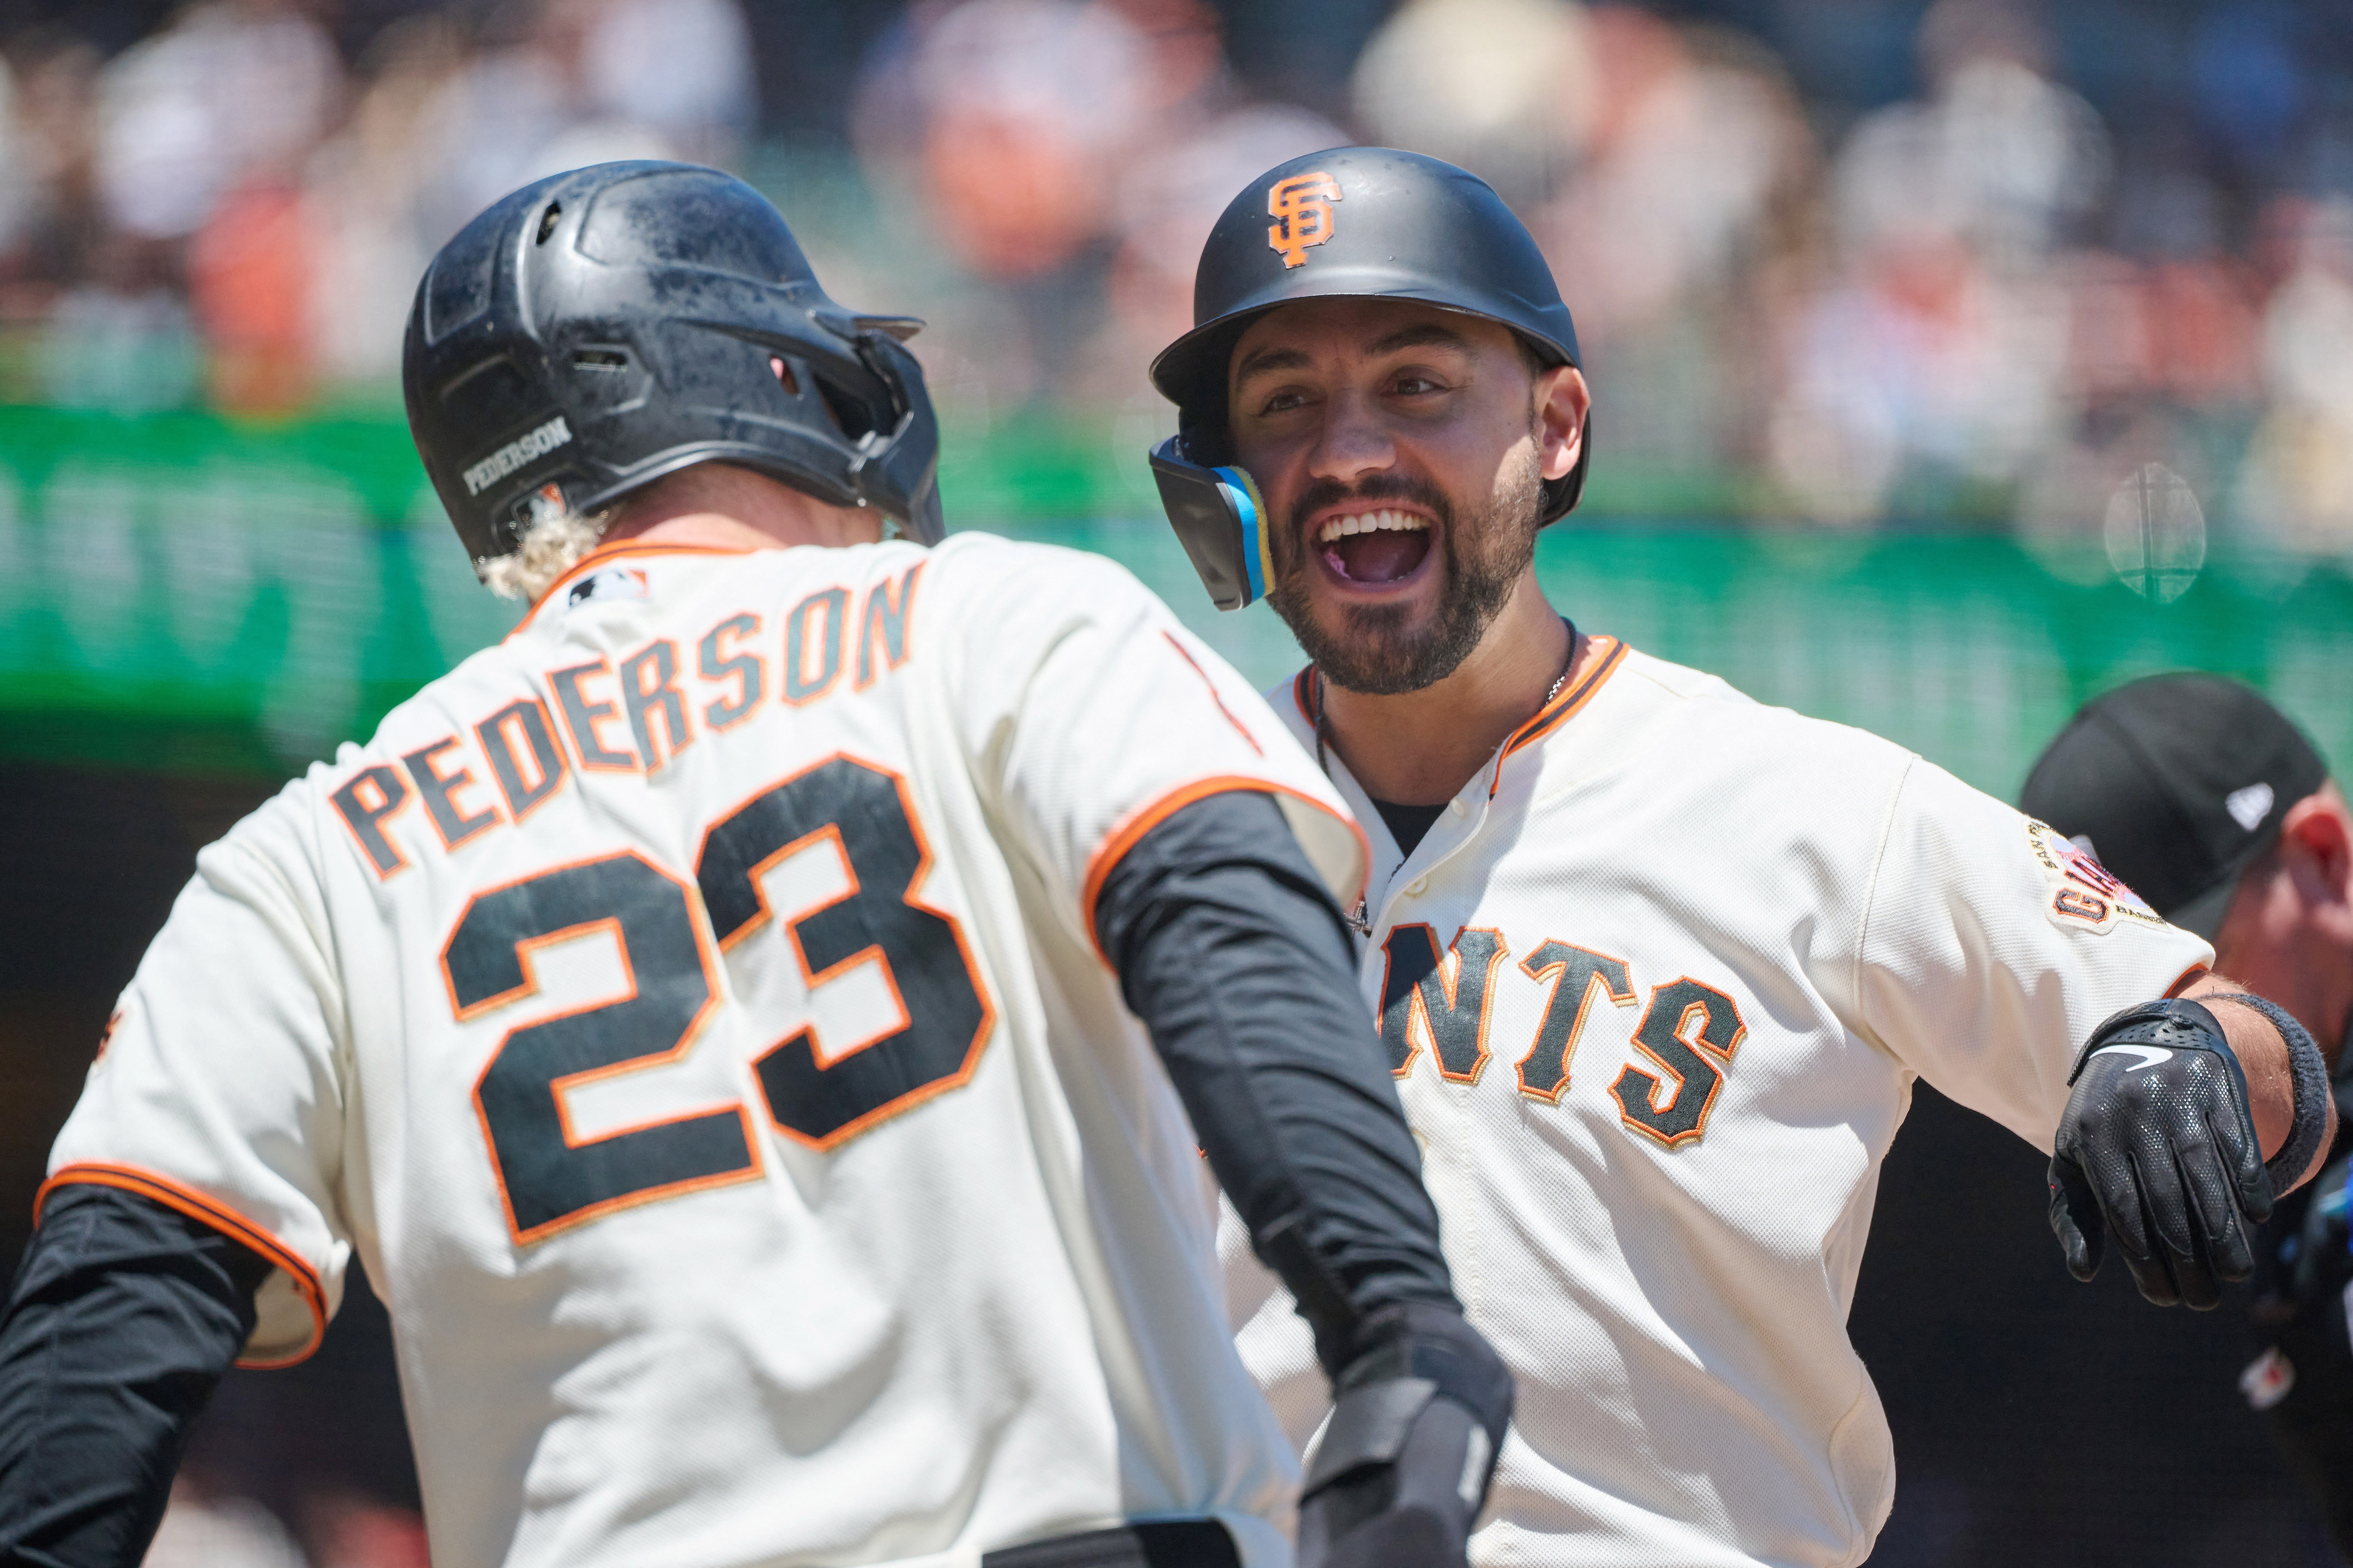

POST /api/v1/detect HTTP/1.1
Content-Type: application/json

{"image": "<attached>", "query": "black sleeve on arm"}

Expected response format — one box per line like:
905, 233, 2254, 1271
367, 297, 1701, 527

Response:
1093, 789, 1459, 1379
0, 1183, 270, 1568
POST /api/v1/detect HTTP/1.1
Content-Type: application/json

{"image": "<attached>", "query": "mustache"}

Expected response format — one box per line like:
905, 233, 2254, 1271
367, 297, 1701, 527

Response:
1284, 474, 1455, 540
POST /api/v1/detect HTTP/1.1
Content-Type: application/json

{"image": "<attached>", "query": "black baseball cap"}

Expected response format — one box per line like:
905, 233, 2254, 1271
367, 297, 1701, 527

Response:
2020, 674, 2330, 940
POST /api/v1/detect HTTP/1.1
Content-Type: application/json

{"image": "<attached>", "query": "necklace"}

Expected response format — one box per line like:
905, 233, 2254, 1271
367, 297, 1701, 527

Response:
1310, 617, 1577, 777
1310, 618, 1578, 935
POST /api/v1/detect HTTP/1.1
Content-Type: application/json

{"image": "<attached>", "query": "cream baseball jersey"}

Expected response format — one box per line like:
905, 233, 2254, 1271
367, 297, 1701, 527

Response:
1224, 641, 2211, 1568
47, 533, 1365, 1568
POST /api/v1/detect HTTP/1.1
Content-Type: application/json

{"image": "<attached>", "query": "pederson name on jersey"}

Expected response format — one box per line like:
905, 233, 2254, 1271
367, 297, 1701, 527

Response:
329, 561, 924, 879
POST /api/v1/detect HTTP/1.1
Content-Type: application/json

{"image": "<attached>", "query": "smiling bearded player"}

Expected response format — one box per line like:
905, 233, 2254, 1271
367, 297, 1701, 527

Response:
1147, 147, 2339, 1568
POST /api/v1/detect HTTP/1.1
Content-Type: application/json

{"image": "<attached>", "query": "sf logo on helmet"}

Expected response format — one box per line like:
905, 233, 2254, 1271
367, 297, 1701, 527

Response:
1267, 172, 1342, 269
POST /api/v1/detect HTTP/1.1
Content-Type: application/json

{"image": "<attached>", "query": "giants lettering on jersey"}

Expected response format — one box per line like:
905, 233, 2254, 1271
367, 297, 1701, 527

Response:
329, 565, 923, 879
1379, 923, 1746, 1148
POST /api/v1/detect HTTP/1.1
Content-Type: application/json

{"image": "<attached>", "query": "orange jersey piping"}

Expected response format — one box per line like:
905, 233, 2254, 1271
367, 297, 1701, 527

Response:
1489, 635, 1628, 796
37, 1162, 328, 1368
1162, 632, 1263, 756
1080, 777, 1370, 964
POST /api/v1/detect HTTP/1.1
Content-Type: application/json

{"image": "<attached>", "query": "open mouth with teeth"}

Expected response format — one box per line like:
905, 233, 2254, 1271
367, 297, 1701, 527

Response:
1317, 509, 1434, 586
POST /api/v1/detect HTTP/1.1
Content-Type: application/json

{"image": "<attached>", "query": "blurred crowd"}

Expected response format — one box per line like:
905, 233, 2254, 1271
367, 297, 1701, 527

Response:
5, 0, 2353, 541
0, 0, 752, 414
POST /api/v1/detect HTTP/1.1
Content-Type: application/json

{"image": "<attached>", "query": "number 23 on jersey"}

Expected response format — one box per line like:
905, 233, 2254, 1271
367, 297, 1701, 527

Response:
440, 754, 993, 1244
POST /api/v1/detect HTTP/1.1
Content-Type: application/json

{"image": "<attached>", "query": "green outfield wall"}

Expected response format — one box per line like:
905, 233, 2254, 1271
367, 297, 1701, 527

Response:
1, 405, 2346, 802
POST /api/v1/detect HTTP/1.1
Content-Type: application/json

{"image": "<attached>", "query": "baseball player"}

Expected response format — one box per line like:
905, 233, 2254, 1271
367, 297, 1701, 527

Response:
0, 163, 1514, 1568
2023, 675, 2353, 1554
1143, 147, 2337, 1568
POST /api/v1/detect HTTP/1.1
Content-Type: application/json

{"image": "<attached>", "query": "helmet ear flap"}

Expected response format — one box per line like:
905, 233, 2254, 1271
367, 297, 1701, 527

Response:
849, 331, 943, 545
1150, 436, 1271, 612
806, 329, 910, 447
813, 370, 885, 445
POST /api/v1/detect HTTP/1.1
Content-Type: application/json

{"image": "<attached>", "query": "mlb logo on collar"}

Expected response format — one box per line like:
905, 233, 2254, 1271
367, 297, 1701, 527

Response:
567, 566, 652, 609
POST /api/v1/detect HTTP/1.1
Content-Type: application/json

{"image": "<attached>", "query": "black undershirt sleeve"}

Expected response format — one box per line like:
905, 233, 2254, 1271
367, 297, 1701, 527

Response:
1091, 789, 1458, 1378
0, 1184, 270, 1568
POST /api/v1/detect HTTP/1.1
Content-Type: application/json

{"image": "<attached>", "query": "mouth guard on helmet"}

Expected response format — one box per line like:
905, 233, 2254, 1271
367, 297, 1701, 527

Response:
1150, 436, 1274, 612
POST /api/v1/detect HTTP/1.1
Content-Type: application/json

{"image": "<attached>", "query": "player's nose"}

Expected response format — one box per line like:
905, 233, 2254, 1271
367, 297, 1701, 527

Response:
1304, 386, 1399, 489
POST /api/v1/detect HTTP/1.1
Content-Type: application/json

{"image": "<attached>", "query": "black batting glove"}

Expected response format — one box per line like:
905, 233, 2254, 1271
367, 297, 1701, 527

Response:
1298, 1302, 1513, 1568
2048, 998, 2272, 1310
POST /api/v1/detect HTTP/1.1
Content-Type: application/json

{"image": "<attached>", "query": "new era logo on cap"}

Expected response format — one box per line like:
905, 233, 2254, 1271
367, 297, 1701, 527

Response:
2226, 782, 2274, 833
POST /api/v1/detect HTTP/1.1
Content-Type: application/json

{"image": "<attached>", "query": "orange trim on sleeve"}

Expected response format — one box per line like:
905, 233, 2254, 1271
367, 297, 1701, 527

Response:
36, 1162, 329, 1370
1079, 776, 1371, 964
2165, 964, 2212, 999
507, 541, 760, 639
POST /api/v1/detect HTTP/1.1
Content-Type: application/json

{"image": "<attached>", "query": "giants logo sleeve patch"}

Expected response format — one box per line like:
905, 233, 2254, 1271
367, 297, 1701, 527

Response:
2024, 819, 2165, 935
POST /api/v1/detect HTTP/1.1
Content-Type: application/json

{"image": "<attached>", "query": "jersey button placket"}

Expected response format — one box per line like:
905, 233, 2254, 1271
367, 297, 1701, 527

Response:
1378, 790, 1485, 929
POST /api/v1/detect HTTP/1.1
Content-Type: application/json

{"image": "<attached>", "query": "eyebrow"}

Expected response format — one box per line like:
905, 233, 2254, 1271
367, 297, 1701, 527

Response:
1233, 345, 1313, 384
1233, 321, 1475, 386
1365, 322, 1472, 356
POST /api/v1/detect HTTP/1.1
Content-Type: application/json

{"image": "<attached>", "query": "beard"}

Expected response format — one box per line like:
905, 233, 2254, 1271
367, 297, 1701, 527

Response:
1264, 447, 1544, 696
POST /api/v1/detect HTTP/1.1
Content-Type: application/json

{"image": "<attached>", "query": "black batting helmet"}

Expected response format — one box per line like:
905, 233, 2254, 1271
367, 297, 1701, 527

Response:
404, 161, 943, 574
1144, 148, 1587, 609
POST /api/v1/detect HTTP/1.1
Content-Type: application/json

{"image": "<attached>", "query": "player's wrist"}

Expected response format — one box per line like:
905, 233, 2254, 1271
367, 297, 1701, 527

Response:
1330, 1302, 1511, 1432
1301, 1303, 1513, 1568
2201, 991, 2332, 1190
1311, 1302, 1513, 1501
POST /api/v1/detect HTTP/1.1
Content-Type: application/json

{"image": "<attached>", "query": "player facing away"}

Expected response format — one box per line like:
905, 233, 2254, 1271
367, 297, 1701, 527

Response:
1144, 148, 2338, 1568
0, 163, 1513, 1568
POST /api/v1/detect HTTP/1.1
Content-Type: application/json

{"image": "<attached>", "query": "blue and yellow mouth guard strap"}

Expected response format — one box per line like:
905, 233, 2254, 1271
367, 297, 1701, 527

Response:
1148, 436, 1274, 612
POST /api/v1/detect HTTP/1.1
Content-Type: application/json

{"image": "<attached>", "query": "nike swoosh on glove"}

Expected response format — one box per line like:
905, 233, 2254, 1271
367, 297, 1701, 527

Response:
2049, 999, 2271, 1310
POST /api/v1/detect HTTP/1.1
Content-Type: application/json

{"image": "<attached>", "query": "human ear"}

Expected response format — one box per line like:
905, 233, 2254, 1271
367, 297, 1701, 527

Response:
1535, 365, 1589, 484
2279, 791, 2353, 908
